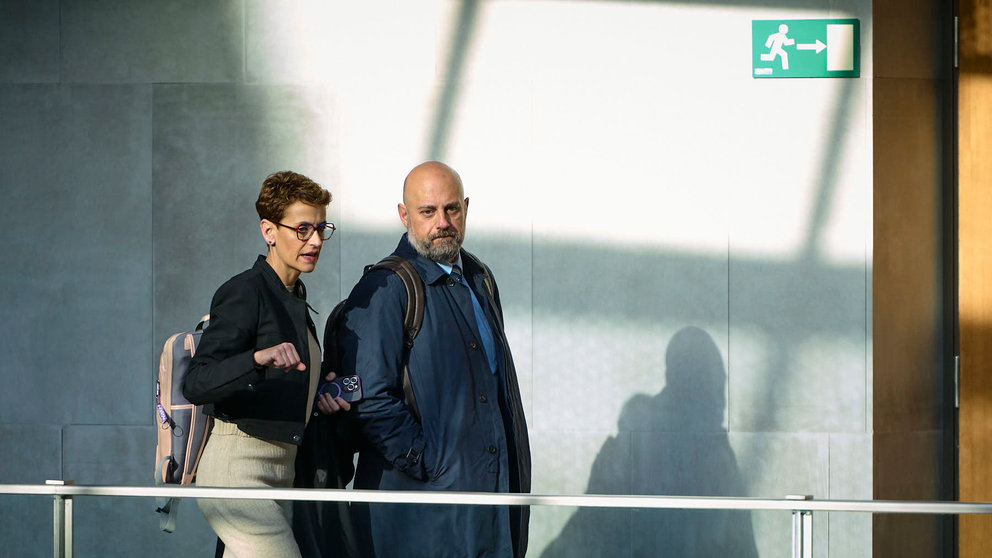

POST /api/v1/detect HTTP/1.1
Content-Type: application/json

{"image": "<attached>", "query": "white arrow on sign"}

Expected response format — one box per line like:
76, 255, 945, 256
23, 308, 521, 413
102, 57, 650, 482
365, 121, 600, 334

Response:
796, 39, 826, 53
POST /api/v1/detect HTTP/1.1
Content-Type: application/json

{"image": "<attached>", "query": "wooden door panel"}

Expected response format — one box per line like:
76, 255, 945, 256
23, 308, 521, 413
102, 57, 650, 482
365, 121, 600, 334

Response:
959, 1, 992, 555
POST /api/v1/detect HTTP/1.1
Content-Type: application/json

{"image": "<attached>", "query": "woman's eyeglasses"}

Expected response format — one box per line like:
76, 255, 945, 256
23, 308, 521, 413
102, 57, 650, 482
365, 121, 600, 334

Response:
275, 221, 336, 241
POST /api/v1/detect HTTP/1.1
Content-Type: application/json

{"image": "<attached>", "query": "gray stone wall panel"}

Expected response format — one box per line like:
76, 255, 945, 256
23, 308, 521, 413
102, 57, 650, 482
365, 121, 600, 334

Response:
0, 84, 152, 425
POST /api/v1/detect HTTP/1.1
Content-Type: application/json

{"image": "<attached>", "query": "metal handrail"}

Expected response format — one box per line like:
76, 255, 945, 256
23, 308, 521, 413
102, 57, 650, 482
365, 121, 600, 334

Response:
3, 483, 991, 513
4, 483, 991, 558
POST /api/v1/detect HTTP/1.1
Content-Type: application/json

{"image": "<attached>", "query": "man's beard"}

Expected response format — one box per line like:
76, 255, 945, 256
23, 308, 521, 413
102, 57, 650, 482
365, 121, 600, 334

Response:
408, 227, 464, 262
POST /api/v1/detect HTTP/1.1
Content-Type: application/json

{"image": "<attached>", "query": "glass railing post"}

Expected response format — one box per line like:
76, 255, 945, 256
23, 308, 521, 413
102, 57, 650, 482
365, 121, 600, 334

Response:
46, 480, 73, 558
787, 494, 813, 558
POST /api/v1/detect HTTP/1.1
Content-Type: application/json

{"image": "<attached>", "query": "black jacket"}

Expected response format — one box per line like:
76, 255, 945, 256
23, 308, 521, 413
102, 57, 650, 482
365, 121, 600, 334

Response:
184, 255, 318, 445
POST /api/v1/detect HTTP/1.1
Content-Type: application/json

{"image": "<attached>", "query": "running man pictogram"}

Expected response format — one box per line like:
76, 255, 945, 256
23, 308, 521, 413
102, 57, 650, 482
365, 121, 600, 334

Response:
760, 24, 795, 70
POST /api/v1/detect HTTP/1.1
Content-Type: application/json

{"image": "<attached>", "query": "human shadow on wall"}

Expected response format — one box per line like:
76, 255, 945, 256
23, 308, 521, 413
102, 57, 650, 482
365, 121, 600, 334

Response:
540, 326, 758, 558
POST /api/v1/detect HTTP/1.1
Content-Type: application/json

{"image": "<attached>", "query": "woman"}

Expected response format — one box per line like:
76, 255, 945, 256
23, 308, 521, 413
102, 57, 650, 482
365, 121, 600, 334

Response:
184, 170, 349, 557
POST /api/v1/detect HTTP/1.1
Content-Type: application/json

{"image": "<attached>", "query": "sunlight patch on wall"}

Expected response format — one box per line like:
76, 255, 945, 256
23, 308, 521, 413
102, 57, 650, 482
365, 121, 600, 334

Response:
250, 0, 443, 232
247, 0, 868, 271
441, 1, 866, 265
729, 325, 868, 432
532, 314, 729, 434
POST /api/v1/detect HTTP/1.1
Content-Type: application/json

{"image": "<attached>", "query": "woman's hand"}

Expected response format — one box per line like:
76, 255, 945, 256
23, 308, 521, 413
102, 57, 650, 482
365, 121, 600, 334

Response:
315, 371, 352, 414
253, 342, 306, 372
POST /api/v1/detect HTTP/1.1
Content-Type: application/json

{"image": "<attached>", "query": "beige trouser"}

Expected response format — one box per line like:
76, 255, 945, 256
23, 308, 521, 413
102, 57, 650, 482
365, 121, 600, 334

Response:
195, 420, 301, 558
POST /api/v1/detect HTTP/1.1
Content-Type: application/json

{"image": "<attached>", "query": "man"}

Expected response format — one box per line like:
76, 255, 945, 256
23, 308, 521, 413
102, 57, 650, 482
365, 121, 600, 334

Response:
337, 161, 531, 557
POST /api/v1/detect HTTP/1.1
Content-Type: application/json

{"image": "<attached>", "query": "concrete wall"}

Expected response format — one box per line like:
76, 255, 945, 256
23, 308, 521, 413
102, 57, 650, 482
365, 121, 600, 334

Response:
0, 1, 878, 556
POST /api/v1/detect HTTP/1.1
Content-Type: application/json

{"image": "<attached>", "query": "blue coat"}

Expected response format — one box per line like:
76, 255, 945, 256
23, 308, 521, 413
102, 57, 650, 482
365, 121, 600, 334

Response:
339, 235, 531, 558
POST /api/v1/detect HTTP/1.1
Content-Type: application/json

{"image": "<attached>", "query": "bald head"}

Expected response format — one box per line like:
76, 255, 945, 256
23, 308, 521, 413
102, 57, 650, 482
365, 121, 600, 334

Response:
403, 161, 464, 206
399, 161, 469, 262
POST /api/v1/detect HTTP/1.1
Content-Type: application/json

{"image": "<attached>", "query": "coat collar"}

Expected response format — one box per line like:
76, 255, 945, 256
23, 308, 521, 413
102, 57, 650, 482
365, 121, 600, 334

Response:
393, 234, 489, 291
252, 255, 309, 303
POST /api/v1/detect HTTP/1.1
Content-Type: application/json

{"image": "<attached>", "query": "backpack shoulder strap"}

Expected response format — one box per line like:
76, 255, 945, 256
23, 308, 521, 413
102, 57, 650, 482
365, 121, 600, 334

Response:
156, 495, 181, 533
366, 255, 426, 345
364, 256, 426, 422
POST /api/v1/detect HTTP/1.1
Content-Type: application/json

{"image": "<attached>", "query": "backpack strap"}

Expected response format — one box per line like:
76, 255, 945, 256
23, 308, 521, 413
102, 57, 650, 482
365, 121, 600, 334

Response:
366, 256, 425, 345
155, 454, 181, 533
156, 496, 181, 533
364, 256, 426, 422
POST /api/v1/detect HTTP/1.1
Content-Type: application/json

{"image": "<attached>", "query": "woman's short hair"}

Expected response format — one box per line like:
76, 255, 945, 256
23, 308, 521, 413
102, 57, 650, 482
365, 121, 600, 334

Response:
255, 171, 331, 222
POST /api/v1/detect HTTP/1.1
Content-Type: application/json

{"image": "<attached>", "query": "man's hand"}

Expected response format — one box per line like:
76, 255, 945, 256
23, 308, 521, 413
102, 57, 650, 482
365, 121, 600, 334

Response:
253, 342, 306, 372
316, 371, 352, 414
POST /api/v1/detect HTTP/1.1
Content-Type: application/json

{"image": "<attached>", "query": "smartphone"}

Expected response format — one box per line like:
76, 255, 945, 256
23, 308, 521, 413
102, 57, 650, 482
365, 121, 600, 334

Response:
316, 374, 363, 403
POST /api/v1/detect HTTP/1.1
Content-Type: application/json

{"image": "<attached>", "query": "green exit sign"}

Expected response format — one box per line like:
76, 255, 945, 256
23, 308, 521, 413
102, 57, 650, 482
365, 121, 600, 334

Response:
752, 19, 860, 78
